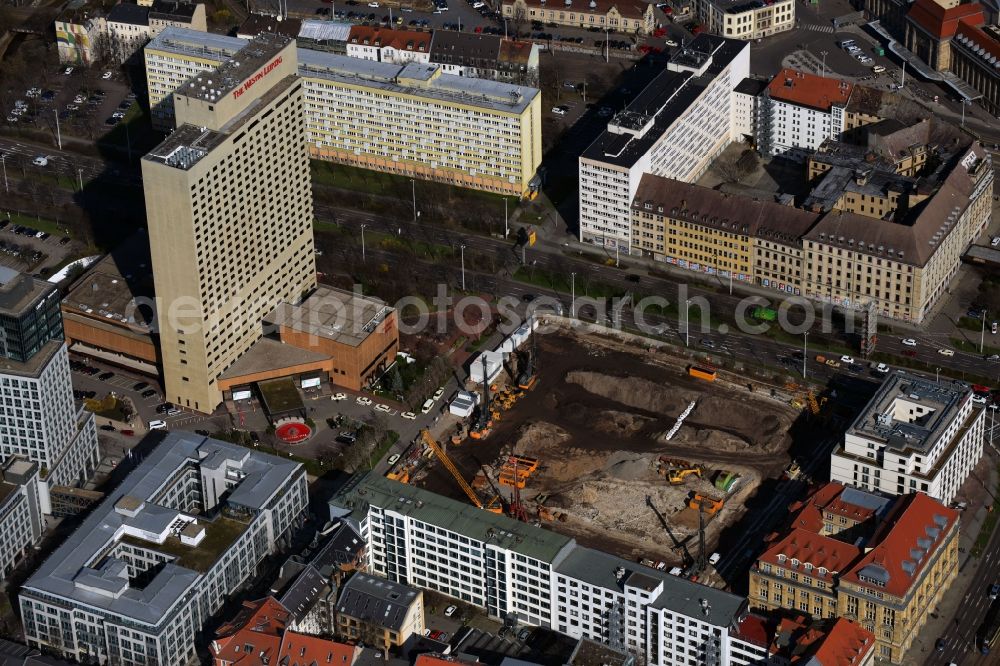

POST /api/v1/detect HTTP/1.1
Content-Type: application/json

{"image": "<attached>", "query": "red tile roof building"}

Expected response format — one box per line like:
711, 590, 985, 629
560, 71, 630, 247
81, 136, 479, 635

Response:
905, 0, 985, 70
951, 22, 1000, 116
211, 597, 290, 666
278, 632, 360, 666
750, 492, 959, 664
783, 482, 891, 541
765, 68, 854, 113
346, 26, 432, 65
210, 597, 360, 666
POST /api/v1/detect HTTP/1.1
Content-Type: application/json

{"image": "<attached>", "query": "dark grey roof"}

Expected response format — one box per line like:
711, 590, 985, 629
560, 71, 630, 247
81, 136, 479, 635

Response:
21, 433, 302, 628
338, 573, 420, 631
430, 31, 502, 67
0, 638, 75, 666
734, 77, 767, 97
107, 3, 150, 26
149, 0, 198, 21
582, 34, 746, 168
312, 521, 365, 576
554, 546, 747, 628
280, 565, 329, 621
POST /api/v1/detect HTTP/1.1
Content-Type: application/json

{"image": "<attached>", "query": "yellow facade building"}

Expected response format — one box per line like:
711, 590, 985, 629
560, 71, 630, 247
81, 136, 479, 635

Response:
141, 34, 316, 412
144, 28, 542, 196
750, 490, 960, 664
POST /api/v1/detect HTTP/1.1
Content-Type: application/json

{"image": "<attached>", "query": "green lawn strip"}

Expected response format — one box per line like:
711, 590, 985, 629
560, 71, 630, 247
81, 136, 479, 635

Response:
950, 337, 1000, 357
2, 212, 71, 237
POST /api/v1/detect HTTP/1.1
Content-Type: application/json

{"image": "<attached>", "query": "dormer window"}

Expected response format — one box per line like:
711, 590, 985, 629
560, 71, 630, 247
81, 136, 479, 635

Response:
777, 554, 787, 563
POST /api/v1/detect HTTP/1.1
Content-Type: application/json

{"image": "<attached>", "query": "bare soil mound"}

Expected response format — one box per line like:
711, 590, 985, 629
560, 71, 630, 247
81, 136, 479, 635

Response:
593, 410, 653, 437
566, 371, 699, 415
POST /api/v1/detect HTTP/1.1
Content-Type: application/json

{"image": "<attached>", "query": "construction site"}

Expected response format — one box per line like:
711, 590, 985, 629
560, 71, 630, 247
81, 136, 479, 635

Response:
386, 323, 818, 574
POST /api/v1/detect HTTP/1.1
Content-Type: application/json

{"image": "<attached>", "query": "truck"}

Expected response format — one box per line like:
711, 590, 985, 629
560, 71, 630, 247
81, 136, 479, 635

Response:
688, 366, 717, 382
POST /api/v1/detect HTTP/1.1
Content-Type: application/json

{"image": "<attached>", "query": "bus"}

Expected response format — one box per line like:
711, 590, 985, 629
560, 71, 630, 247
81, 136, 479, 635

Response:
977, 596, 1000, 655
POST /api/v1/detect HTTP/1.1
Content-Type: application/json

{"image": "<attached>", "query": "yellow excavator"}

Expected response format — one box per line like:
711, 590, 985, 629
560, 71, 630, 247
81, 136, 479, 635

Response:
420, 430, 502, 513
668, 467, 702, 485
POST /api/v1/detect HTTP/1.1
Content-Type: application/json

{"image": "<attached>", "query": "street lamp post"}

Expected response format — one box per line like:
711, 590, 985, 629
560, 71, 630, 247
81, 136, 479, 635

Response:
571, 272, 576, 318
936, 367, 940, 383
77, 168, 83, 192
411, 179, 416, 222
961, 99, 971, 127
803, 331, 808, 379
981, 310, 988, 353
360, 224, 367, 261
504, 198, 508, 238
54, 109, 62, 150
460, 244, 466, 291
820, 50, 828, 78
900, 60, 906, 88
1, 153, 7, 194
684, 299, 691, 347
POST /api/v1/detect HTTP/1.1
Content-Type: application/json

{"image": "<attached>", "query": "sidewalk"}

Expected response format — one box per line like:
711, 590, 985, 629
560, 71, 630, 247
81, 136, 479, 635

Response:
907, 458, 998, 659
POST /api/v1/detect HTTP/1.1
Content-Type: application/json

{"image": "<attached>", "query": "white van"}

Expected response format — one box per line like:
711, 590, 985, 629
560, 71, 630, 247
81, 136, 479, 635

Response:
148, 420, 167, 430
421, 398, 434, 414
872, 65, 886, 73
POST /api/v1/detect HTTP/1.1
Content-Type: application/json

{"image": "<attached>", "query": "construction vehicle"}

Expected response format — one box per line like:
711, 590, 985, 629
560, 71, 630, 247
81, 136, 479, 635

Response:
498, 455, 539, 488
688, 493, 724, 516
667, 467, 702, 485
517, 325, 538, 390
420, 430, 502, 513
386, 468, 410, 484
806, 391, 828, 417
470, 357, 494, 440
785, 461, 802, 480
715, 471, 739, 493
688, 366, 717, 382
507, 458, 530, 522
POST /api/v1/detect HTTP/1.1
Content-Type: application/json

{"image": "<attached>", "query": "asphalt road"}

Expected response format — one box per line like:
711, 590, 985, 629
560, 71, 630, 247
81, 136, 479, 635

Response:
929, 515, 1000, 665
317, 203, 1000, 385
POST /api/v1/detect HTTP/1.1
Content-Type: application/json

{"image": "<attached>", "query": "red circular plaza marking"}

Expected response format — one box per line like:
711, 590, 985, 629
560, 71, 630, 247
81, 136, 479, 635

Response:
276, 422, 312, 444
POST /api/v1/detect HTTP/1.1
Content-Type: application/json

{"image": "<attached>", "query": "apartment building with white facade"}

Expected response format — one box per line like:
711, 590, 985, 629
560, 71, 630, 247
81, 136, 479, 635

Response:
0, 457, 43, 581
578, 34, 749, 251
830, 371, 985, 504
19, 432, 307, 666
345, 25, 432, 64
757, 69, 853, 159
697, 0, 795, 40
143, 28, 542, 196
330, 474, 768, 666
0, 268, 98, 513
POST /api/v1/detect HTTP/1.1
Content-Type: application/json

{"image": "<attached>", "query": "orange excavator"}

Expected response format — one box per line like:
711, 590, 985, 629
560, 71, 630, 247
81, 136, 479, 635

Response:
421, 430, 501, 513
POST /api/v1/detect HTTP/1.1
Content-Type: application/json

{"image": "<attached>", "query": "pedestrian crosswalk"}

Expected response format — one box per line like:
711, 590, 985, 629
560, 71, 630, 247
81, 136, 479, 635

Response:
802, 23, 835, 33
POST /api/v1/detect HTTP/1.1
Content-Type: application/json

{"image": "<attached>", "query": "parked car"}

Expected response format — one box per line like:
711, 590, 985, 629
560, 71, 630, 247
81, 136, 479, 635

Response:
990, 582, 1000, 600
901, 338, 917, 346
374, 403, 392, 413
551, 106, 568, 115
840, 355, 855, 364
356, 396, 372, 406
133, 381, 149, 391
155, 402, 174, 414
387, 453, 401, 465
98, 371, 115, 380
401, 411, 416, 420
433, 387, 445, 401
708, 552, 721, 565
938, 348, 955, 356
444, 605, 457, 617
148, 419, 167, 430
141, 389, 157, 398
518, 628, 531, 641
99, 424, 116, 432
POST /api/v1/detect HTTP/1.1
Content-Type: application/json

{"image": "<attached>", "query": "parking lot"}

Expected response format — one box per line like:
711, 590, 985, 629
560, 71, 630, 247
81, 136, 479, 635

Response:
0, 215, 75, 275
3, 65, 139, 139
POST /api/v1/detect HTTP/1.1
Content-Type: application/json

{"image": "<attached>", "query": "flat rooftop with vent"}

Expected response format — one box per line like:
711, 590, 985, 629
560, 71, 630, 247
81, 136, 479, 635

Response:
831, 370, 986, 504
19, 432, 308, 665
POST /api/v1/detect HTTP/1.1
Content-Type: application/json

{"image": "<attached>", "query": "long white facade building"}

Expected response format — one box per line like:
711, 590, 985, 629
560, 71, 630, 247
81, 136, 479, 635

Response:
19, 433, 308, 666
0, 268, 98, 513
578, 34, 750, 252
331, 474, 769, 666
830, 371, 985, 504
144, 28, 542, 197
0, 457, 43, 581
